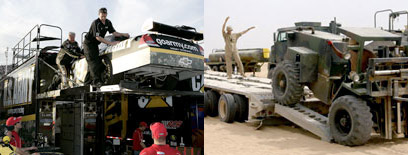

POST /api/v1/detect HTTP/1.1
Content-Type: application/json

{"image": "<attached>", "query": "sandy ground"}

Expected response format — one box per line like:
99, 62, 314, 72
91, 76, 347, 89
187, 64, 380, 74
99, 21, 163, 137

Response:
204, 117, 408, 155
205, 63, 408, 155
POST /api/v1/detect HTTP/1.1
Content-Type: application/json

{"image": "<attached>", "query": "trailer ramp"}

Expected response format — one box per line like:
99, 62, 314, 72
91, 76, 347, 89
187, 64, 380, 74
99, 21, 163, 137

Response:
275, 103, 332, 142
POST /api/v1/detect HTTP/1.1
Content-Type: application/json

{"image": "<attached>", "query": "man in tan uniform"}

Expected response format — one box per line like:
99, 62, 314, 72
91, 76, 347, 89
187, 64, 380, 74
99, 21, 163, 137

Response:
222, 16, 255, 78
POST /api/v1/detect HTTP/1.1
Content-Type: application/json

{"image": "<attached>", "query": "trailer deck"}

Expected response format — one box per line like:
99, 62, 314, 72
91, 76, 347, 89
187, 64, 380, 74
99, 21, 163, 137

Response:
204, 70, 332, 141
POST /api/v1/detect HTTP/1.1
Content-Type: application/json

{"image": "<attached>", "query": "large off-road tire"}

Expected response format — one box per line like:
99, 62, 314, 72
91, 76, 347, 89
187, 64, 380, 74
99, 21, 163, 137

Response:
218, 93, 236, 123
272, 61, 303, 105
205, 90, 219, 117
233, 94, 248, 122
329, 95, 373, 146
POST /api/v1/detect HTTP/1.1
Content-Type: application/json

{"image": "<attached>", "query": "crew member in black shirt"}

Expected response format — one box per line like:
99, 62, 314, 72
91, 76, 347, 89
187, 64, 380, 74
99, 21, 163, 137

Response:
83, 7, 129, 87
56, 32, 83, 89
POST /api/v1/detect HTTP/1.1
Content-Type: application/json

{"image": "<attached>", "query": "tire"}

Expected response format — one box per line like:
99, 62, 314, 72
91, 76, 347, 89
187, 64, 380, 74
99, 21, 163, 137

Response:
212, 66, 219, 71
272, 61, 303, 105
204, 92, 209, 116
219, 65, 226, 72
101, 56, 113, 85
233, 94, 248, 122
267, 66, 275, 79
218, 93, 237, 123
206, 90, 219, 117
329, 95, 373, 146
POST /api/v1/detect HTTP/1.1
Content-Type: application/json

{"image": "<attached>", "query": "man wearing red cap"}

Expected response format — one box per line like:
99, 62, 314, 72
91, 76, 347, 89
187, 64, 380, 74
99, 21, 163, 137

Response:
133, 121, 148, 155
6, 116, 37, 152
140, 122, 181, 155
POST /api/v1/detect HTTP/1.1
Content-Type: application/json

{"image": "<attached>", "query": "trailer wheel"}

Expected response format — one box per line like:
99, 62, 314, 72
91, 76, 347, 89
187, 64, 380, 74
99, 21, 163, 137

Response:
272, 61, 303, 105
204, 91, 210, 116
218, 93, 237, 123
206, 90, 219, 117
219, 65, 226, 72
233, 94, 248, 122
212, 66, 219, 71
329, 95, 373, 146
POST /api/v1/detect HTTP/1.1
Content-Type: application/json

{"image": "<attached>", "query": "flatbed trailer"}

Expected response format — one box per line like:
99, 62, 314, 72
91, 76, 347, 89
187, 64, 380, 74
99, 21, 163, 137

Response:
204, 70, 332, 141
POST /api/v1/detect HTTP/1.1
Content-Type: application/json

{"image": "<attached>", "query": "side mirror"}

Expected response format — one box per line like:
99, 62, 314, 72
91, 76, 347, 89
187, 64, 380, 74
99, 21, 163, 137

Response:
273, 32, 276, 42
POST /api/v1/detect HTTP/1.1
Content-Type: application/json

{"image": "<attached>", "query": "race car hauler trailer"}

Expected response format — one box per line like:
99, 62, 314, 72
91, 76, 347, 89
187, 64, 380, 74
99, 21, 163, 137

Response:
1, 21, 204, 154
37, 80, 204, 155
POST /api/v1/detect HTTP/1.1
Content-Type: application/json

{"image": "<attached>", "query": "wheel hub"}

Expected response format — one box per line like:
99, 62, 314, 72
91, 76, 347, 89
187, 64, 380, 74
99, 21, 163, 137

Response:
340, 117, 347, 127
279, 80, 286, 88
335, 109, 352, 135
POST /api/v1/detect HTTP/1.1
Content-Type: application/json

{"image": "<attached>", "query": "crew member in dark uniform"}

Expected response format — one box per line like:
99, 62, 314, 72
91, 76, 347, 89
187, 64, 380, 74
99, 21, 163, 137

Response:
56, 32, 83, 89
83, 7, 129, 87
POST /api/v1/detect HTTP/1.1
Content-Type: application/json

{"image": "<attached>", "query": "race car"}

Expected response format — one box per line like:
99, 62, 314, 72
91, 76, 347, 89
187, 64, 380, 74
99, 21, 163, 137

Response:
70, 20, 204, 89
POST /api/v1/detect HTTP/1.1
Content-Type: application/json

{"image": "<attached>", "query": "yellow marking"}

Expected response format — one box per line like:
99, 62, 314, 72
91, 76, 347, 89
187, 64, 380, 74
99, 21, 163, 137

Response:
200, 86, 204, 93
105, 114, 114, 120
4, 102, 32, 108
150, 47, 204, 60
104, 95, 109, 136
121, 94, 128, 139
263, 48, 270, 58
21, 114, 36, 122
146, 96, 168, 108
105, 117, 121, 127
106, 102, 116, 112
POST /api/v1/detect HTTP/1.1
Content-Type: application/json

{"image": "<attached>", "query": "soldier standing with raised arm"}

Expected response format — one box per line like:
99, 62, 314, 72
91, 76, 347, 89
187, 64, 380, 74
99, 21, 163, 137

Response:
222, 16, 255, 79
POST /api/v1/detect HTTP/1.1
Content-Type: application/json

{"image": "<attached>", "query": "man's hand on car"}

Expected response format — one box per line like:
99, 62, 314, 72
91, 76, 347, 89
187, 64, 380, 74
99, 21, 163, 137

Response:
110, 41, 120, 46
122, 33, 130, 38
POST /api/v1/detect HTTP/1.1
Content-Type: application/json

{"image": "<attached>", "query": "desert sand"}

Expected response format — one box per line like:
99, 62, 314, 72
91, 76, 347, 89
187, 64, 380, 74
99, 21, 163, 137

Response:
204, 117, 408, 155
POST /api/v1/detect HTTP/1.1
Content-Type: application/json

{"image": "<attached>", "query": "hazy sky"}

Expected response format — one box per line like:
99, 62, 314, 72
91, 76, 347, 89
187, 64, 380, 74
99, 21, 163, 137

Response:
0, 0, 203, 65
204, 0, 408, 57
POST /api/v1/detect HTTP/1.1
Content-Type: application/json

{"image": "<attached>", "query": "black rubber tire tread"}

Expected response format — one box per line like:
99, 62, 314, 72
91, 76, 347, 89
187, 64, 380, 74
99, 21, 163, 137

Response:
233, 94, 248, 122
329, 95, 373, 146
204, 91, 210, 116
212, 66, 219, 71
218, 94, 237, 123
272, 61, 303, 105
206, 90, 219, 117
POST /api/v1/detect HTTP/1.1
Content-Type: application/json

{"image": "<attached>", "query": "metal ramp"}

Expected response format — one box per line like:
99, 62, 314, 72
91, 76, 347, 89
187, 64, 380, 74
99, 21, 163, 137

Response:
275, 103, 332, 142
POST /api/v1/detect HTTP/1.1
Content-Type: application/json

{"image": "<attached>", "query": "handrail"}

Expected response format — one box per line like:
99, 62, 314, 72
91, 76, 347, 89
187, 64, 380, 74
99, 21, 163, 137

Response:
11, 24, 63, 70
389, 11, 408, 31
374, 9, 393, 28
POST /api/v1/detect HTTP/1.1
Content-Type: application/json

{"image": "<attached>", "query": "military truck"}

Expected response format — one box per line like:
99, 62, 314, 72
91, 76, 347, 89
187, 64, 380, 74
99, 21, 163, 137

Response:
207, 48, 270, 74
268, 20, 408, 145
205, 20, 408, 146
